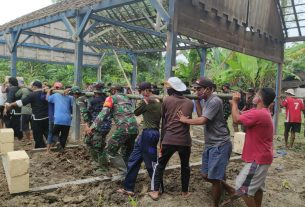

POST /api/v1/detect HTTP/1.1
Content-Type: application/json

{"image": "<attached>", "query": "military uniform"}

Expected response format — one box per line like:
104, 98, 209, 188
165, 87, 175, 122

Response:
76, 93, 111, 168
91, 93, 138, 165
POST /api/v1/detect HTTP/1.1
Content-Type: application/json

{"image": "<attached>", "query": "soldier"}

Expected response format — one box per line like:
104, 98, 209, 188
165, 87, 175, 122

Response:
86, 85, 138, 171
70, 85, 111, 171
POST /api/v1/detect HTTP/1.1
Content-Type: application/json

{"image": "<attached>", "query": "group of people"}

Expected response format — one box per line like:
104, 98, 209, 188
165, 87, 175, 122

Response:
74, 76, 276, 207
0, 77, 73, 151
0, 75, 279, 207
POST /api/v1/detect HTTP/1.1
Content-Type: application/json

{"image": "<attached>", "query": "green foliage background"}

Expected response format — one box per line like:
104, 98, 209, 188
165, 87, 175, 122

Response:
0, 41, 304, 89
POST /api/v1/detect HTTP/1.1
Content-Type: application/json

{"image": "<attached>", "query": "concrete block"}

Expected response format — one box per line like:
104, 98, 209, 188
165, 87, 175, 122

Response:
0, 128, 14, 143
233, 132, 245, 154
0, 142, 14, 154
7, 173, 29, 194
7, 151, 29, 177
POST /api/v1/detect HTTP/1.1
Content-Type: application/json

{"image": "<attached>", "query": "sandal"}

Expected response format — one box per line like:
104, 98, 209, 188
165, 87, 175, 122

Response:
116, 188, 135, 196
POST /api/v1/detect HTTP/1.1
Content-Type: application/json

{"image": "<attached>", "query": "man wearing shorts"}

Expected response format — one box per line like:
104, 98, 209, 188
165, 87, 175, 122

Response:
178, 77, 232, 207
281, 89, 304, 148
230, 88, 276, 207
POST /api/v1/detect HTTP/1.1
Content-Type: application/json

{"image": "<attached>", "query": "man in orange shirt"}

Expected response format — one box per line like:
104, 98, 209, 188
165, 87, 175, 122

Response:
281, 89, 304, 148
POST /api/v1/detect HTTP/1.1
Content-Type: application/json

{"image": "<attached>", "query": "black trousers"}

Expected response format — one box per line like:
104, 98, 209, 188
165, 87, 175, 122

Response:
53, 124, 70, 149
32, 119, 49, 148
10, 115, 23, 139
151, 144, 191, 192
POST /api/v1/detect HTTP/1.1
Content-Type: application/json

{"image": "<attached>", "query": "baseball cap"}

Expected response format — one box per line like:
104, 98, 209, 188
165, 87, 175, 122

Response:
192, 77, 216, 89
164, 77, 187, 92
138, 82, 152, 90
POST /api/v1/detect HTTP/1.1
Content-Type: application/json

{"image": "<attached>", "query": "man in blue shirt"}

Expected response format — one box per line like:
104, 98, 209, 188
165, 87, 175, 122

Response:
47, 86, 73, 151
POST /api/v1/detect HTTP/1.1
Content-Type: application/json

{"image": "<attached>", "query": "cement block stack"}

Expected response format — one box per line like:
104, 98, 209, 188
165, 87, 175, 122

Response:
233, 132, 245, 154
0, 128, 14, 154
6, 150, 30, 194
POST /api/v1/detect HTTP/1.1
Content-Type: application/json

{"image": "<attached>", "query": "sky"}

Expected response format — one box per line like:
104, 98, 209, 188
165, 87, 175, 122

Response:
0, 0, 52, 25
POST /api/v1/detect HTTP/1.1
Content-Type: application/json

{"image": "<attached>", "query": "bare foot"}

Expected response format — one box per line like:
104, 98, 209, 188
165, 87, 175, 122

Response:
220, 194, 241, 207
148, 191, 159, 201
116, 188, 135, 196
181, 192, 191, 198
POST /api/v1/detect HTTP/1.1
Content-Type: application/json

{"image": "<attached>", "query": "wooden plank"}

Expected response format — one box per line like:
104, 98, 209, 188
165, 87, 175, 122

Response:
176, 0, 284, 63
27, 155, 241, 193
248, 0, 283, 40
198, 0, 248, 25
29, 145, 81, 153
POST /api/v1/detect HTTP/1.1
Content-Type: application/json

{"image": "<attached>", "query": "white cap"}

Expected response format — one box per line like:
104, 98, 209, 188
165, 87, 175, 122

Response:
285, 89, 295, 96
165, 77, 187, 92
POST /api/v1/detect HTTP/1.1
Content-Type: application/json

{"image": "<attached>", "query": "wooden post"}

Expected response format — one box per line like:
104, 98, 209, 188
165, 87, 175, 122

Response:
273, 63, 282, 135
164, 0, 177, 80
71, 14, 85, 141
200, 48, 207, 77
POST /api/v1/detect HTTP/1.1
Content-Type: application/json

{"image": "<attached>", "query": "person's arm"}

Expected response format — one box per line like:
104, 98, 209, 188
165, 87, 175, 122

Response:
195, 100, 202, 117
77, 96, 92, 124
15, 88, 22, 99
179, 114, 208, 125
134, 100, 146, 116
46, 88, 54, 101
231, 92, 242, 124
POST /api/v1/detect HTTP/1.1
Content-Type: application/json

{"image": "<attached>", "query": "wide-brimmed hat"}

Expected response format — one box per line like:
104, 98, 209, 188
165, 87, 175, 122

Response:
285, 89, 295, 96
164, 77, 186, 92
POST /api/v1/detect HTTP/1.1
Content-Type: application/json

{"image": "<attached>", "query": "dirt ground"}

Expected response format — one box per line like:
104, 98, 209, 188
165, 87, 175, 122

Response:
1, 124, 305, 206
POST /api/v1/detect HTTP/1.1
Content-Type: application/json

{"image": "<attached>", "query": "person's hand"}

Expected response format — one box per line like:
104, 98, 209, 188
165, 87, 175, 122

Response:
85, 127, 93, 136
143, 97, 148, 105
232, 92, 241, 103
177, 110, 189, 123
63, 88, 71, 96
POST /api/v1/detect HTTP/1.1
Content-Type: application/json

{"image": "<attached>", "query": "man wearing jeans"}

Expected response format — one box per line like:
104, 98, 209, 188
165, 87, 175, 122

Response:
117, 82, 161, 196
178, 77, 232, 207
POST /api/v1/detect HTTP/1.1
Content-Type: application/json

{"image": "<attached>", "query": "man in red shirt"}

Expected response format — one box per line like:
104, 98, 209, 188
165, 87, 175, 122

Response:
226, 88, 275, 207
281, 89, 304, 148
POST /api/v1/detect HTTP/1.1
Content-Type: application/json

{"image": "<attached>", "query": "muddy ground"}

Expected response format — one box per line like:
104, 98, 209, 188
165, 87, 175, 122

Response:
1, 125, 305, 206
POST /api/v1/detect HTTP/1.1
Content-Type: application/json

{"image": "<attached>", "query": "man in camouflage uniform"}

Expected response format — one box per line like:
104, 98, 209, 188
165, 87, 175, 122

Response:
70, 84, 111, 170
86, 85, 138, 170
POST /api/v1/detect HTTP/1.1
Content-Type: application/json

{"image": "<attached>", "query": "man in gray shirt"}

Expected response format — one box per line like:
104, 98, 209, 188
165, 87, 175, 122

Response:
178, 77, 232, 207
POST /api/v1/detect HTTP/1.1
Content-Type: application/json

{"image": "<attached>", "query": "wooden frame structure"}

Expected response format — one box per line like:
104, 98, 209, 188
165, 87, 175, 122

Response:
0, 0, 304, 136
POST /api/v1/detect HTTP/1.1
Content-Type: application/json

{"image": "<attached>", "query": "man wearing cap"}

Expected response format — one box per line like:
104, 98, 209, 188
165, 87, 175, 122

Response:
281, 89, 304, 148
117, 82, 161, 196
178, 77, 232, 207
8, 81, 49, 148
86, 85, 138, 171
149, 77, 193, 200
